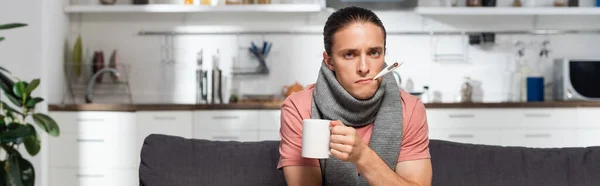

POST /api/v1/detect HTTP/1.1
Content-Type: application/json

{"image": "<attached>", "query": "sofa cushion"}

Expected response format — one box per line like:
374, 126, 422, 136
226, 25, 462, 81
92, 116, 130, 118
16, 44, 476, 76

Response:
429, 139, 600, 186
139, 134, 286, 186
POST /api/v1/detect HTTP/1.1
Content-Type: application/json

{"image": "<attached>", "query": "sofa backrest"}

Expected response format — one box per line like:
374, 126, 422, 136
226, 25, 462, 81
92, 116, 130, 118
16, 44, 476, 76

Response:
139, 134, 286, 186
429, 140, 600, 186
139, 134, 600, 186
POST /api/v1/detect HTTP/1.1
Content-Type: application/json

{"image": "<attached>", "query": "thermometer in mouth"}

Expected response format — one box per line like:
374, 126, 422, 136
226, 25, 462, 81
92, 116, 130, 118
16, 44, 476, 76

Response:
373, 62, 403, 80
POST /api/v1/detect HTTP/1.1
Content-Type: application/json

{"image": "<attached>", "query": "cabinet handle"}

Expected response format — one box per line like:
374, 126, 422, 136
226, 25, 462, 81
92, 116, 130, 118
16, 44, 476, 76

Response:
524, 134, 551, 138
212, 136, 239, 140
76, 174, 104, 178
212, 116, 240, 120
448, 114, 475, 118
153, 116, 176, 120
448, 134, 474, 138
76, 118, 104, 122
524, 113, 551, 118
77, 139, 105, 143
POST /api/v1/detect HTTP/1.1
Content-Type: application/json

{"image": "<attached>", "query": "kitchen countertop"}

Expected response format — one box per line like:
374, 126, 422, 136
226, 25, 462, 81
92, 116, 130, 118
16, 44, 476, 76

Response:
48, 101, 600, 111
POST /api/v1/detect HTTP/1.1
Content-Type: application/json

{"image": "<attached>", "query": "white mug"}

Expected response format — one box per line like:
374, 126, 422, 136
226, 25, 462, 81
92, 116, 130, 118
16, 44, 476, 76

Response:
301, 119, 331, 159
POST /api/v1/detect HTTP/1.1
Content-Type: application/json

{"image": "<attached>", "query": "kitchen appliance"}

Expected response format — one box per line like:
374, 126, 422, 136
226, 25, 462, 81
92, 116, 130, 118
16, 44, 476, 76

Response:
327, 0, 416, 10
196, 50, 208, 104
554, 58, 600, 100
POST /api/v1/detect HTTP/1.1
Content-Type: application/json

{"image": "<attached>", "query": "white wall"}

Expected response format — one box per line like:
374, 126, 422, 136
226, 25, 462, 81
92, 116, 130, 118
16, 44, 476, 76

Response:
1, 0, 68, 185
56, 0, 600, 105
0, 1, 45, 186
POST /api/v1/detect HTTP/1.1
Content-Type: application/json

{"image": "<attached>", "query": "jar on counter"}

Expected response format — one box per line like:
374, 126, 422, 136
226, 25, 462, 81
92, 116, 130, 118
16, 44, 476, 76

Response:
467, 0, 482, 6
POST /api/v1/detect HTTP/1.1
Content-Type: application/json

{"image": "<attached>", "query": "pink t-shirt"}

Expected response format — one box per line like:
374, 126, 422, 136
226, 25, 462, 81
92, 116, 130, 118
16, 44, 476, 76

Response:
277, 84, 431, 169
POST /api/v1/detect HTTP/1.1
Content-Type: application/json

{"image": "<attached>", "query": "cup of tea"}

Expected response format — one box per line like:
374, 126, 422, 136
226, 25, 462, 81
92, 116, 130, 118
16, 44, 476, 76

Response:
301, 119, 331, 159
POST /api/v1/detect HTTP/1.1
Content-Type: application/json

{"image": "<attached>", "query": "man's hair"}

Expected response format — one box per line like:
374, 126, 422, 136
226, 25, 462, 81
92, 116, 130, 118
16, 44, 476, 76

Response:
323, 6, 387, 55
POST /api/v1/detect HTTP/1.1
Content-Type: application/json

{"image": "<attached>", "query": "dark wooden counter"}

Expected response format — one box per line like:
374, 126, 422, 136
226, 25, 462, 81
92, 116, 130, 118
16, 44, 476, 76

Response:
48, 101, 600, 111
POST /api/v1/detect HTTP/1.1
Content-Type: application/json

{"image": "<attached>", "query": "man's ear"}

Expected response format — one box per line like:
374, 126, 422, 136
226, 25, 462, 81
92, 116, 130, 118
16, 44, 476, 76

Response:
323, 51, 334, 71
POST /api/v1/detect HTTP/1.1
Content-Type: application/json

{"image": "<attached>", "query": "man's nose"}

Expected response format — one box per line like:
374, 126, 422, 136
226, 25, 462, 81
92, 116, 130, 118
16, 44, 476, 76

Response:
357, 56, 369, 75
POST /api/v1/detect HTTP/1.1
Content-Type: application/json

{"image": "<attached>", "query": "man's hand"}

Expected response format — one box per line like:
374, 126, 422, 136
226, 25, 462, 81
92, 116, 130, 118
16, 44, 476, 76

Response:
329, 120, 369, 163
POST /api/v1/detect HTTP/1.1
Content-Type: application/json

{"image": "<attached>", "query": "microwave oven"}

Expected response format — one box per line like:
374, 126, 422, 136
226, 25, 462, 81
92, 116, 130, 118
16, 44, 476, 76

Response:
554, 58, 600, 101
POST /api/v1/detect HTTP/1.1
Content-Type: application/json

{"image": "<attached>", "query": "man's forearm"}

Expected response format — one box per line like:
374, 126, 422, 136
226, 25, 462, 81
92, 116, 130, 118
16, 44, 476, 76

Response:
354, 148, 421, 186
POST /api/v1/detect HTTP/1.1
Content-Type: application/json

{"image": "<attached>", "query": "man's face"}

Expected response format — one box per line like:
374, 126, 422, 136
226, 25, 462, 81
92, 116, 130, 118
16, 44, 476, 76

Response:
323, 22, 385, 100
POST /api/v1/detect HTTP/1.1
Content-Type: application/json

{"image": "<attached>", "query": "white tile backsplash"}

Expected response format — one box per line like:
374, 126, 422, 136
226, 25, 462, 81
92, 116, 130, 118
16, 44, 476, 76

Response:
62, 9, 600, 104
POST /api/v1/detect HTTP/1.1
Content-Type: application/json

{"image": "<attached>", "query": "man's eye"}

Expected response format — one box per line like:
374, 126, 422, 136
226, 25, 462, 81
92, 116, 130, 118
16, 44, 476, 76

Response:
343, 53, 354, 58
370, 51, 381, 57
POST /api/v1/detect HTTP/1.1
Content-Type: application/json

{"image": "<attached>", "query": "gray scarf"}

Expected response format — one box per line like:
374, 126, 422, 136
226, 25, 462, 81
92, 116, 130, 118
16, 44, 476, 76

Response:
310, 61, 403, 186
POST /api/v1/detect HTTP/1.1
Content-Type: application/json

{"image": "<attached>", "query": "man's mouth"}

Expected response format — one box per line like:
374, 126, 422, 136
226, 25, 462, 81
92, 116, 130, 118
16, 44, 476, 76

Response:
355, 78, 374, 84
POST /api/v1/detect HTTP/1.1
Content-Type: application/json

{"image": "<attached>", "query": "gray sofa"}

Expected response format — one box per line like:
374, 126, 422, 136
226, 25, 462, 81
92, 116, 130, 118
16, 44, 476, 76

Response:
139, 134, 600, 186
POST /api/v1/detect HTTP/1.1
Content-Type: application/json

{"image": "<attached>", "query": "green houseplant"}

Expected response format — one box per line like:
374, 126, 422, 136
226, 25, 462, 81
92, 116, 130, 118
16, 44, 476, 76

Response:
0, 23, 60, 186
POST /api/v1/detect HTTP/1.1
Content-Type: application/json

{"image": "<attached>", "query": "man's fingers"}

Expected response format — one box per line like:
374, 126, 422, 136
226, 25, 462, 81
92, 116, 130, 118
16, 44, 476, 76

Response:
330, 148, 348, 160
330, 134, 354, 144
330, 120, 343, 127
330, 142, 352, 153
331, 125, 353, 135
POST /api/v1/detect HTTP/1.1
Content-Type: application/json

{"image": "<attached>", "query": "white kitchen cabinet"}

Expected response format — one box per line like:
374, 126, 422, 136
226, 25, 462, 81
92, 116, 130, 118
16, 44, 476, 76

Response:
501, 129, 579, 148
48, 111, 139, 186
194, 131, 259, 142
193, 110, 260, 131
258, 110, 282, 131
426, 109, 515, 129
259, 131, 281, 141
577, 129, 600, 147
258, 110, 282, 141
429, 129, 502, 146
136, 111, 193, 138
513, 108, 577, 129
577, 108, 600, 128
49, 168, 138, 186
48, 112, 137, 169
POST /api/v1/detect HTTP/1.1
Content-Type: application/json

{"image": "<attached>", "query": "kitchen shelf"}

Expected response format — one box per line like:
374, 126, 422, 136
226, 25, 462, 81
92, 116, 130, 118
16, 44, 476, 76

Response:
415, 7, 600, 16
64, 4, 325, 13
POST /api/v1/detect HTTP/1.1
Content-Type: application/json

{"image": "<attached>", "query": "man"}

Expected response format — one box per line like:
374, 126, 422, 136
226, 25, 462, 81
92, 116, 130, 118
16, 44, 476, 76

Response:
277, 6, 432, 186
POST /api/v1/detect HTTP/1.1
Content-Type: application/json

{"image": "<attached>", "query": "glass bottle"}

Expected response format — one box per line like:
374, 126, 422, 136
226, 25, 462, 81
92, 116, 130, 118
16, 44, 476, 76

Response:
460, 77, 473, 103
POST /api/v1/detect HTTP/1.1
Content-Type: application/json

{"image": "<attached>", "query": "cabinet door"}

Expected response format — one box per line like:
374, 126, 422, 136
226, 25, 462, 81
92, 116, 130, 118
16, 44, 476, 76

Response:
514, 108, 577, 129
501, 129, 578, 148
193, 110, 259, 132
195, 131, 259, 142
428, 129, 502, 146
136, 111, 193, 138
426, 109, 512, 129
49, 168, 138, 186
49, 111, 135, 134
577, 129, 600, 147
258, 110, 281, 131
259, 131, 280, 141
258, 110, 281, 141
577, 108, 600, 128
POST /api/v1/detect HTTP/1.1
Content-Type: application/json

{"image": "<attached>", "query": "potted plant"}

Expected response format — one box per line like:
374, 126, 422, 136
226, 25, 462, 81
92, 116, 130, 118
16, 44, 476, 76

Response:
0, 23, 60, 186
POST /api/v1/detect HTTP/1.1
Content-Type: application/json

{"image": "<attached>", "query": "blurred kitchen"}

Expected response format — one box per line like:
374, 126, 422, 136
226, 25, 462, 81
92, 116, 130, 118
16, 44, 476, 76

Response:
3, 0, 600, 185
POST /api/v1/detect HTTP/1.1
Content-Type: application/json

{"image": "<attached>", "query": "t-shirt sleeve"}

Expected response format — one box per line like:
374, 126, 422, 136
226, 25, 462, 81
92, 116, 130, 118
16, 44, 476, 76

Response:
277, 98, 320, 169
397, 98, 431, 162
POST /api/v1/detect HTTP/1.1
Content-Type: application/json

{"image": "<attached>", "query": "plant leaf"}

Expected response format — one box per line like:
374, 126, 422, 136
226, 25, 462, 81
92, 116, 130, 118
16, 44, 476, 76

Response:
17, 155, 34, 186
0, 66, 10, 74
6, 92, 22, 107
23, 79, 39, 96
25, 98, 43, 109
13, 81, 26, 99
1, 101, 23, 116
0, 124, 35, 144
0, 37, 4, 42
23, 124, 40, 156
0, 23, 27, 30
6, 153, 24, 186
32, 113, 60, 137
